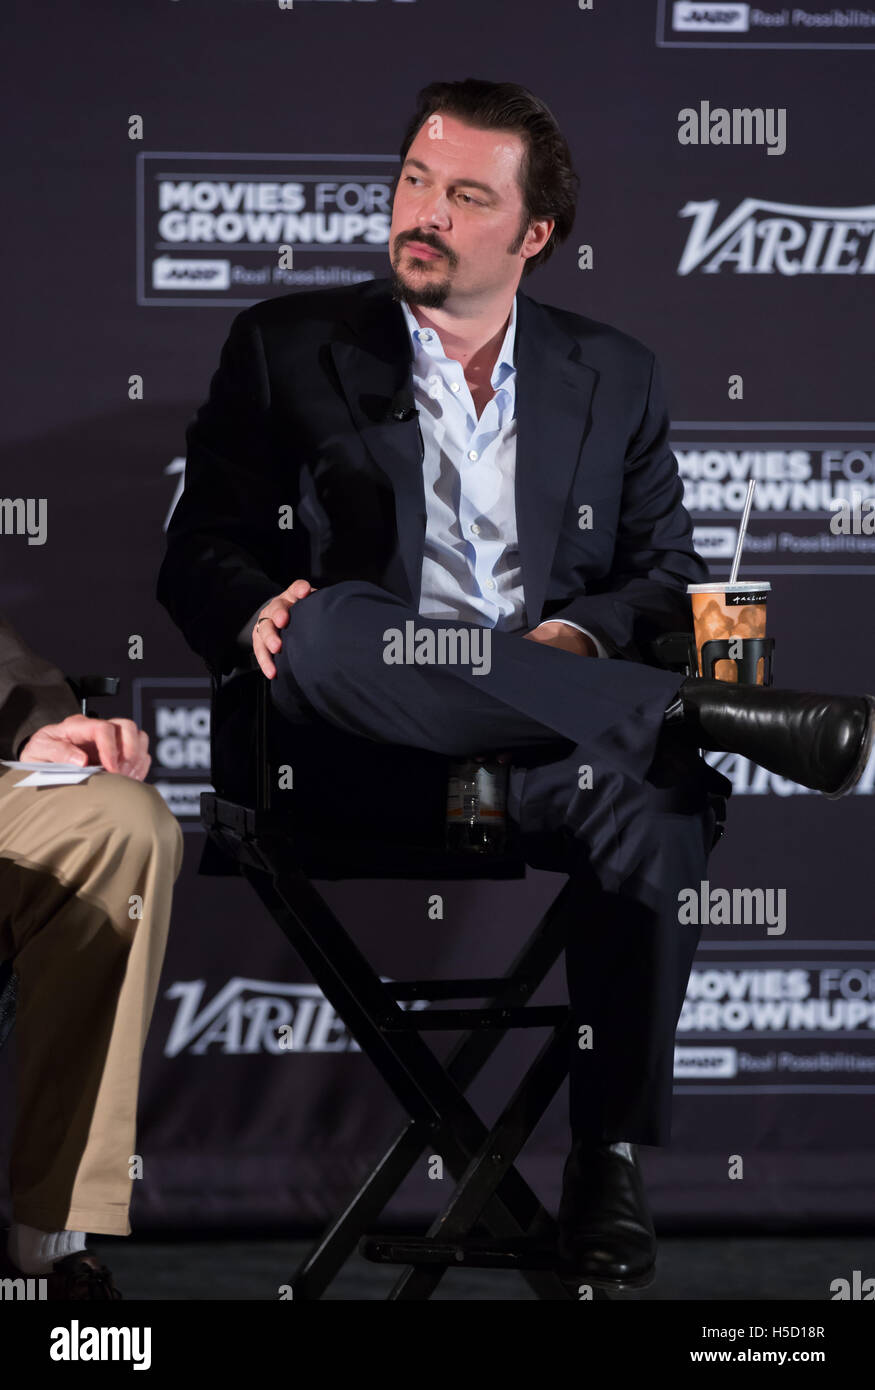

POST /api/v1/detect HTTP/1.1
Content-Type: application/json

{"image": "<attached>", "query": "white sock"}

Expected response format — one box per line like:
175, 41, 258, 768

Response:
7, 1222, 87, 1274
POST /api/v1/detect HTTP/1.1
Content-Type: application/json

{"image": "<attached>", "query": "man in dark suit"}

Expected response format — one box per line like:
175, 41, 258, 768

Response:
157, 79, 873, 1289
0, 614, 183, 1298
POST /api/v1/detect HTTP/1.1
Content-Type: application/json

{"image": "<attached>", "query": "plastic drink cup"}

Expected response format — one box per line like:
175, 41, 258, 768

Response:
686, 581, 771, 684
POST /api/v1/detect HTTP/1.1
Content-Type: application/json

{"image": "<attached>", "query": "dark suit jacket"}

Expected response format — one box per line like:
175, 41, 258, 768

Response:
0, 615, 80, 761
157, 277, 708, 795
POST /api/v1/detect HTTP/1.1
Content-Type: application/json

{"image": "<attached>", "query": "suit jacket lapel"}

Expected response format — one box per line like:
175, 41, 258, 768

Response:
328, 280, 596, 625
329, 287, 424, 604
514, 292, 596, 628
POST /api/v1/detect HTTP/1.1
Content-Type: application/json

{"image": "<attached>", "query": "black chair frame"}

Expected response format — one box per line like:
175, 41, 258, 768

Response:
201, 632, 732, 1300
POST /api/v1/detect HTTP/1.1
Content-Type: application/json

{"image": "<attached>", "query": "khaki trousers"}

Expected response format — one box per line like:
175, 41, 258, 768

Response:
0, 764, 183, 1235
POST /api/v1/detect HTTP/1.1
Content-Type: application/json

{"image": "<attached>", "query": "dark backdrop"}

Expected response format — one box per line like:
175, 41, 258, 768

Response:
2, 0, 874, 1231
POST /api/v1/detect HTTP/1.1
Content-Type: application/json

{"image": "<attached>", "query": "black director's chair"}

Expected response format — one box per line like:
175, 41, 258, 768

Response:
200, 634, 735, 1300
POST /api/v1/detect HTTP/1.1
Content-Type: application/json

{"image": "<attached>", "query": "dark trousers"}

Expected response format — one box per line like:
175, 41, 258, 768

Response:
266, 580, 728, 1147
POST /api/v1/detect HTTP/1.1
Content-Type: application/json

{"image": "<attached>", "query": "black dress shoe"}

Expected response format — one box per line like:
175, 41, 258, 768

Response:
556, 1139, 656, 1290
675, 678, 875, 797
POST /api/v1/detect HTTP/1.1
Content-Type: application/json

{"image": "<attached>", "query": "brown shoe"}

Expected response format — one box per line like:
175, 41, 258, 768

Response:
0, 1243, 122, 1300
45, 1251, 123, 1300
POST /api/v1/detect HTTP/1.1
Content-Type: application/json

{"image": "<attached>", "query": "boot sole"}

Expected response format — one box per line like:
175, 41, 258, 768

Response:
823, 694, 875, 799
557, 1260, 656, 1292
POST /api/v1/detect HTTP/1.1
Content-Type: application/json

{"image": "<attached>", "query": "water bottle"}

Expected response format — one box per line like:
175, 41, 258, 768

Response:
445, 758, 509, 855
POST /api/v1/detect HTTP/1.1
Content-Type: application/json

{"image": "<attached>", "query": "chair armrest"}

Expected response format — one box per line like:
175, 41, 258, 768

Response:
643, 632, 698, 676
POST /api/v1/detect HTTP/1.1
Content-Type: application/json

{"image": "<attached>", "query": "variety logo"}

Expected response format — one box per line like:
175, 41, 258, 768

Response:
163, 977, 430, 1056
677, 199, 875, 275
138, 153, 397, 305
703, 750, 875, 795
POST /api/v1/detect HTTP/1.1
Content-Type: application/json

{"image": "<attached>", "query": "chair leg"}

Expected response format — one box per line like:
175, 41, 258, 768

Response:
242, 855, 584, 1298
387, 1017, 578, 1300
292, 1124, 427, 1299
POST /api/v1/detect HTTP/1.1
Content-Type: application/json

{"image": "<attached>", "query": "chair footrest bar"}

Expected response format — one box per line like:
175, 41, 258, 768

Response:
388, 977, 527, 1000
360, 1233, 560, 1271
384, 1005, 569, 1030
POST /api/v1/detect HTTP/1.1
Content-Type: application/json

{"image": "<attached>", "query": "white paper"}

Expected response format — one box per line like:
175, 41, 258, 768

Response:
0, 759, 104, 787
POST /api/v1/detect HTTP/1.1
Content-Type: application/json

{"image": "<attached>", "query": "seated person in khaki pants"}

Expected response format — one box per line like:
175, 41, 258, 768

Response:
0, 614, 183, 1299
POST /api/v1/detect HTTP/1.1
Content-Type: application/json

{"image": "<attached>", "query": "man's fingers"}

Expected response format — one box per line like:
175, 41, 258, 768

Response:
253, 582, 317, 679
129, 750, 152, 781
285, 579, 316, 601
59, 742, 89, 765
39, 736, 89, 765
253, 619, 281, 678
126, 729, 151, 779
107, 718, 144, 772
104, 723, 150, 780
253, 614, 283, 678
256, 615, 284, 652
89, 719, 125, 773
255, 646, 276, 680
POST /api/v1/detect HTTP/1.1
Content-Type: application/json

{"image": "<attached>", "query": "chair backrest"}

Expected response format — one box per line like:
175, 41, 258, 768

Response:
206, 662, 529, 878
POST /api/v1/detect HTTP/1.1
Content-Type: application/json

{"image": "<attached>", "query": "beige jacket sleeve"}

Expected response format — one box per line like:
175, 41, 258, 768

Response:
0, 613, 81, 760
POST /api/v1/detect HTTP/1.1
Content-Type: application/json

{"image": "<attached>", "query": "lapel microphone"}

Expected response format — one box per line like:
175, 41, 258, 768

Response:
388, 387, 416, 422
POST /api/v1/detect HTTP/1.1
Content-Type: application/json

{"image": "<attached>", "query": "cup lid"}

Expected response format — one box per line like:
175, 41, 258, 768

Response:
686, 582, 771, 594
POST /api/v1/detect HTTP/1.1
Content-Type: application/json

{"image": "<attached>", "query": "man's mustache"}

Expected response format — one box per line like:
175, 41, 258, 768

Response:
397, 233, 453, 261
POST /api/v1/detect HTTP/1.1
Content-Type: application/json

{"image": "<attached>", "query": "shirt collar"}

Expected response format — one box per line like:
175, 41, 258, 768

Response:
400, 294, 517, 390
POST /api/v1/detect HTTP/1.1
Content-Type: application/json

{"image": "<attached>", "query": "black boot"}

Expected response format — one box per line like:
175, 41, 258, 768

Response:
557, 1140, 656, 1289
672, 679, 875, 797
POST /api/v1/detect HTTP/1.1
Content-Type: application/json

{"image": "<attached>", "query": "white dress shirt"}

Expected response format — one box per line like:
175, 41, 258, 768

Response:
400, 295, 607, 655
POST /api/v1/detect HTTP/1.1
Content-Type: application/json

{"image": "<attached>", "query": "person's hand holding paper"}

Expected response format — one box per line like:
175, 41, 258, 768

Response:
17, 714, 151, 780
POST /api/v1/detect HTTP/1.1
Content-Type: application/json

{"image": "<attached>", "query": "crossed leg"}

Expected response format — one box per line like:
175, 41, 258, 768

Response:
269, 579, 725, 1144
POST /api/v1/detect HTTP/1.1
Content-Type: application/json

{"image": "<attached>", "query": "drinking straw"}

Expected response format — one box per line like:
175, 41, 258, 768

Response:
729, 479, 757, 584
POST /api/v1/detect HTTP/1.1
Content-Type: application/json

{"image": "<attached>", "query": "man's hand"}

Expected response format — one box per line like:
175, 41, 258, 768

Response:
18, 716, 151, 779
522, 622, 597, 657
253, 579, 318, 679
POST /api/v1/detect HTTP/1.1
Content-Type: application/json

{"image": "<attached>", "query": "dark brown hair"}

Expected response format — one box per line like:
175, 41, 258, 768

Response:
397, 78, 579, 277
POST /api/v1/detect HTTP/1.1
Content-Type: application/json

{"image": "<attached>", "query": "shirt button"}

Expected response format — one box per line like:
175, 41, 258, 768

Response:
420, 329, 432, 341
450, 382, 460, 392
470, 523, 480, 535
485, 579, 496, 590
468, 449, 478, 461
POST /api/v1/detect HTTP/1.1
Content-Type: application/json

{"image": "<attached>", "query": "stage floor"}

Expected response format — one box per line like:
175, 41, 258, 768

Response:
87, 1233, 873, 1300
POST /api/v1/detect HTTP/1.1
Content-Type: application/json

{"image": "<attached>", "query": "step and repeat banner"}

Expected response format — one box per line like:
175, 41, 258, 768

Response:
2, 1, 873, 1232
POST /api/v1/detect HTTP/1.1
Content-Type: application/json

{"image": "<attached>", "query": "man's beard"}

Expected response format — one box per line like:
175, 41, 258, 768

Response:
388, 240, 454, 308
